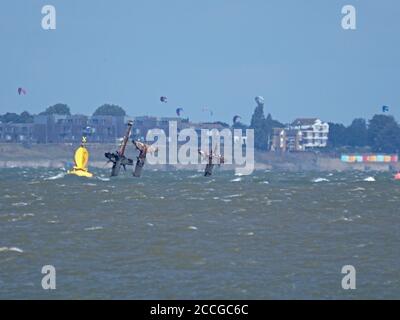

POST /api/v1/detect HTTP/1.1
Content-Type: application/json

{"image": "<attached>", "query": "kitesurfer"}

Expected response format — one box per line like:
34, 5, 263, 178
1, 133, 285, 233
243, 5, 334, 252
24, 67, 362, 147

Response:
198, 148, 224, 177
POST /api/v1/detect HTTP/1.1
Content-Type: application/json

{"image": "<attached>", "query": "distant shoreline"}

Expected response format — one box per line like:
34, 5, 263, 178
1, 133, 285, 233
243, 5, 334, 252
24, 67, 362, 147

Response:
0, 143, 399, 172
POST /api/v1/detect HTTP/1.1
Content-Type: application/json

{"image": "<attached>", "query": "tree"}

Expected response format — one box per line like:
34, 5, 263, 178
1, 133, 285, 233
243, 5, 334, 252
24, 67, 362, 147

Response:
346, 118, 367, 147
0, 112, 20, 123
373, 122, 400, 153
265, 113, 284, 150
212, 121, 230, 128
0, 111, 33, 123
327, 122, 347, 148
232, 121, 248, 130
368, 115, 399, 152
265, 113, 284, 133
40, 103, 71, 115
250, 103, 268, 150
93, 104, 126, 116
250, 97, 284, 151
368, 115, 400, 153
19, 111, 34, 123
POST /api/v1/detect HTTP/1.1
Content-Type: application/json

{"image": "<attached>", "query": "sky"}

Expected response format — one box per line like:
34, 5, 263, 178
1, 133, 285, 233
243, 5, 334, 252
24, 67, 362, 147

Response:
0, 0, 399, 125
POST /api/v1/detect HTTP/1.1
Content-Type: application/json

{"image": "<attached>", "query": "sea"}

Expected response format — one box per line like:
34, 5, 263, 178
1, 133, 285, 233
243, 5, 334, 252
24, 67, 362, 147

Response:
0, 168, 399, 299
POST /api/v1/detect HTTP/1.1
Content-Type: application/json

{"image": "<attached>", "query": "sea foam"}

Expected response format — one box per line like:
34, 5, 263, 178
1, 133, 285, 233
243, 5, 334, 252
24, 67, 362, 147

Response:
44, 172, 65, 181
0, 247, 24, 253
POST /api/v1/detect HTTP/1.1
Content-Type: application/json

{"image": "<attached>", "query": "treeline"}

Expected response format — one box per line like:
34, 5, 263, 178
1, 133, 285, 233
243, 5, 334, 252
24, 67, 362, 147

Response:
248, 101, 400, 154
328, 115, 400, 153
250, 100, 400, 153
3, 101, 400, 154
0, 111, 33, 124
0, 103, 126, 124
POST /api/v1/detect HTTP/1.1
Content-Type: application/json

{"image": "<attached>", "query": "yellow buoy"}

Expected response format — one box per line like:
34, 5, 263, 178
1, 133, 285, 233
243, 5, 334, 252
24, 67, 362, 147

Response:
67, 137, 93, 178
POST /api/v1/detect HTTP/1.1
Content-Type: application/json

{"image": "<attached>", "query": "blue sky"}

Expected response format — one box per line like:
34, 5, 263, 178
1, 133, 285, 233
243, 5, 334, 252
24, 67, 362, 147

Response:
0, 0, 399, 124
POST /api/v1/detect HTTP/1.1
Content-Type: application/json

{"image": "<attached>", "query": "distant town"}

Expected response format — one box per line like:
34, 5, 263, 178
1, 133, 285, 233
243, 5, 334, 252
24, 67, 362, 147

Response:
1, 102, 399, 155
0, 102, 329, 151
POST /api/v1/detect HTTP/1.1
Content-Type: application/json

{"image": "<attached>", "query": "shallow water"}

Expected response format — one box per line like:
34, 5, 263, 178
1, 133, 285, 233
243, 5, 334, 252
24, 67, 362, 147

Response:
0, 168, 399, 299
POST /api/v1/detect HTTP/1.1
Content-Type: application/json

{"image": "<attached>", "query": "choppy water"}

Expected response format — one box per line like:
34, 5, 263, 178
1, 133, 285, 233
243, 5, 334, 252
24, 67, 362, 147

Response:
0, 168, 399, 299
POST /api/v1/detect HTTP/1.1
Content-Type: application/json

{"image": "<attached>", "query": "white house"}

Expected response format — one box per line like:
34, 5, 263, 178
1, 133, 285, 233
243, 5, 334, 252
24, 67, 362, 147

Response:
289, 118, 329, 149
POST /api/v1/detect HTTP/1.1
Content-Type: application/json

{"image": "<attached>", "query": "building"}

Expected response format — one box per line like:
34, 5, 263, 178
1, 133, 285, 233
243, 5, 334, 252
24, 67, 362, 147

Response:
32, 114, 127, 143
33, 114, 89, 143
0, 122, 34, 143
87, 115, 126, 143
1, 113, 246, 146
271, 118, 329, 152
341, 154, 398, 163
271, 128, 303, 152
132, 116, 191, 141
131, 117, 239, 149
289, 118, 329, 149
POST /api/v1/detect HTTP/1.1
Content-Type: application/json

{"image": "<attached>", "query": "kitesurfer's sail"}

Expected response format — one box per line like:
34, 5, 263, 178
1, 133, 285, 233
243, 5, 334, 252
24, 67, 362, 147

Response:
233, 115, 241, 124
67, 137, 93, 178
176, 107, 184, 117
18, 87, 27, 95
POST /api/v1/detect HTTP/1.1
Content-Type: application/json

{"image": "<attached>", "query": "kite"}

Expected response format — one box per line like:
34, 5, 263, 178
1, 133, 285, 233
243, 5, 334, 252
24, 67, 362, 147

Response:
18, 88, 27, 95
176, 107, 184, 117
233, 115, 241, 124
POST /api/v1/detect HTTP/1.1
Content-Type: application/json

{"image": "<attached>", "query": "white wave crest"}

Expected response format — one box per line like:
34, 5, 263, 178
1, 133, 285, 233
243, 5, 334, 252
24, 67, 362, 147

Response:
84, 226, 103, 231
312, 177, 329, 183
0, 247, 24, 253
364, 177, 376, 182
97, 176, 110, 182
44, 172, 65, 181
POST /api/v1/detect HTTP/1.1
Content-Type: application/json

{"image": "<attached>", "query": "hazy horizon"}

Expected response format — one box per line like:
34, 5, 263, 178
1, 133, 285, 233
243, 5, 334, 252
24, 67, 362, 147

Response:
1, 0, 399, 126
